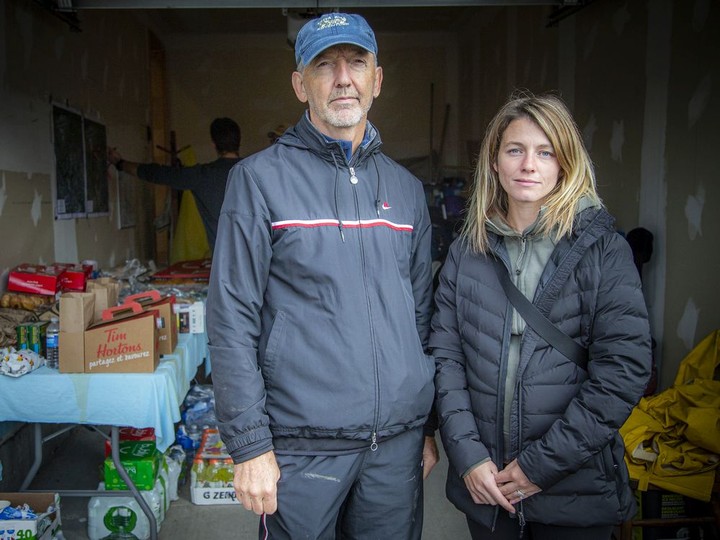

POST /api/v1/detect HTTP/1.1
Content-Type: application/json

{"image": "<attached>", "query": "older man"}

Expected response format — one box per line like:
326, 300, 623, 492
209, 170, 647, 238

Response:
207, 12, 437, 539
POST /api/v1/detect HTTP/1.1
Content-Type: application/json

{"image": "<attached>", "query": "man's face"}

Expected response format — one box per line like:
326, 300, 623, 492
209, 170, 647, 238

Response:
292, 45, 383, 136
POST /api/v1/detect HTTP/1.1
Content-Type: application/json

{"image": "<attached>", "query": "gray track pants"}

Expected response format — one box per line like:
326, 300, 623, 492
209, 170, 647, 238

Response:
259, 428, 425, 539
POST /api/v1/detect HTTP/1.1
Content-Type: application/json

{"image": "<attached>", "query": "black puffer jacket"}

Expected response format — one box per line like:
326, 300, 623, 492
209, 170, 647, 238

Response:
430, 207, 651, 528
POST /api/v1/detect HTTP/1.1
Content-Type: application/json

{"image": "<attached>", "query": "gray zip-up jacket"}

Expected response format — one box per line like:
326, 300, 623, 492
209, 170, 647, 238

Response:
207, 113, 435, 463
430, 207, 651, 528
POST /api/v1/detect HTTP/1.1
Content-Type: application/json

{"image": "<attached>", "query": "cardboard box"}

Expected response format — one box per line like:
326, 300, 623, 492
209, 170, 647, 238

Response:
104, 446, 162, 491
0, 492, 62, 540
59, 291, 95, 332
86, 277, 121, 322
104, 435, 157, 458
119, 427, 156, 441
124, 290, 178, 356
174, 301, 205, 334
56, 264, 89, 292
7, 264, 63, 296
59, 331, 85, 373
150, 258, 211, 282
83, 302, 160, 374
189, 466, 239, 506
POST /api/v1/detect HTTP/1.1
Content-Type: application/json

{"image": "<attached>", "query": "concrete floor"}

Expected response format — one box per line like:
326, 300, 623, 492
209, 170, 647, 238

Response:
28, 425, 471, 539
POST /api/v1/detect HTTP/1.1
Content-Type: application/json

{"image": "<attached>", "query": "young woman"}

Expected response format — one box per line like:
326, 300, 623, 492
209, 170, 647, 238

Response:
430, 92, 651, 539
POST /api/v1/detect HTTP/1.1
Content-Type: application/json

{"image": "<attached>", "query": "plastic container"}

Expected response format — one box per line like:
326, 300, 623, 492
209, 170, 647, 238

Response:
87, 482, 163, 540
45, 316, 59, 369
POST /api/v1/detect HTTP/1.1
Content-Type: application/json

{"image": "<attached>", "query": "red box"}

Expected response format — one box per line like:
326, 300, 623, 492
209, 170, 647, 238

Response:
104, 427, 157, 457
54, 263, 90, 292
7, 264, 64, 296
150, 258, 211, 282
119, 427, 156, 441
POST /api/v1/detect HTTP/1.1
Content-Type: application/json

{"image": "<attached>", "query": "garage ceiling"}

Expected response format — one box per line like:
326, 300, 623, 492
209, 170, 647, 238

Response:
41, 0, 592, 34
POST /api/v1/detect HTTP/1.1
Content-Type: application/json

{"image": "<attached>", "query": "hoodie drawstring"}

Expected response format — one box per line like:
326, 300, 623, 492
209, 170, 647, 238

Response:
372, 156, 382, 217
330, 153, 345, 242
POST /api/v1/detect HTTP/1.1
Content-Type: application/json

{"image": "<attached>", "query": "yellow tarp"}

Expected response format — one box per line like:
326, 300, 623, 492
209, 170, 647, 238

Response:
170, 146, 211, 264
620, 330, 720, 501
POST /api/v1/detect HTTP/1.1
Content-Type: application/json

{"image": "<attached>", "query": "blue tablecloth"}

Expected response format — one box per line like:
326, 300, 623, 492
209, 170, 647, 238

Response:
0, 333, 207, 452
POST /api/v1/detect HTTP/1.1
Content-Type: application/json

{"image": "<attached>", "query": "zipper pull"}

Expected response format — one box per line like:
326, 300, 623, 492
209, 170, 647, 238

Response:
349, 167, 359, 185
517, 508, 526, 538
370, 432, 378, 451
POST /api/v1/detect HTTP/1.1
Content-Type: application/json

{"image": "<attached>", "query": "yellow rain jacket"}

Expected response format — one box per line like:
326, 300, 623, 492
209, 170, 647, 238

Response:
620, 330, 720, 501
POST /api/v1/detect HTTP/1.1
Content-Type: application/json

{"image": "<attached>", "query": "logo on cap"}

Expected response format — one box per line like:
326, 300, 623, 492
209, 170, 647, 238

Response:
317, 14, 349, 30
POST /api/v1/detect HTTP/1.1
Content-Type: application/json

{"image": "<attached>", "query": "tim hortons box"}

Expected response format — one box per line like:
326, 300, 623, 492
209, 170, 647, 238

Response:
124, 290, 178, 356
84, 302, 160, 374
7, 264, 64, 296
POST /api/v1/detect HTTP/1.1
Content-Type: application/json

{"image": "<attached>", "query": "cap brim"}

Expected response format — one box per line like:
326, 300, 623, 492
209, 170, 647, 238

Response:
300, 35, 376, 66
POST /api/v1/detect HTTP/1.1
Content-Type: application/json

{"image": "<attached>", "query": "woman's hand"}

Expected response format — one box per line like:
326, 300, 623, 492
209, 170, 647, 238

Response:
463, 460, 516, 513
494, 459, 542, 504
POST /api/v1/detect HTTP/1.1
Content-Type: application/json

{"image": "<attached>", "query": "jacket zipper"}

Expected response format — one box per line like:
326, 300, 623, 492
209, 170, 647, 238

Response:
515, 377, 526, 537
349, 163, 380, 451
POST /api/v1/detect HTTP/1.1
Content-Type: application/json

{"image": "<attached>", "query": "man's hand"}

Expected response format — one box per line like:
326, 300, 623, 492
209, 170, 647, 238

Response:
233, 450, 281, 515
463, 460, 516, 513
422, 435, 439, 479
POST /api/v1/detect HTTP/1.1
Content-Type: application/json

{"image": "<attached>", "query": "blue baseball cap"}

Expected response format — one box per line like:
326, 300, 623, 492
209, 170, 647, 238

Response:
295, 12, 378, 67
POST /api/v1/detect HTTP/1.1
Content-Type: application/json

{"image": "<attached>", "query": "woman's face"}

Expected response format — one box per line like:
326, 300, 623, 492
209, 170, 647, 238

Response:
494, 117, 561, 214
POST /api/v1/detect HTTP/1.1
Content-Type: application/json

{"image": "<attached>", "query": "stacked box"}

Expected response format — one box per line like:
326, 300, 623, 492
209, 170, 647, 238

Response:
123, 290, 178, 355
104, 440, 162, 491
84, 302, 160, 373
189, 428, 238, 505
7, 264, 64, 296
174, 301, 205, 334
0, 492, 62, 540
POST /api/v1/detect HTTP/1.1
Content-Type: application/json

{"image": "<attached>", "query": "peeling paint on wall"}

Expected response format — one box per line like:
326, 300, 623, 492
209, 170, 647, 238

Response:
0, 173, 6, 216
677, 297, 699, 350
610, 120, 624, 162
582, 113, 597, 152
684, 185, 705, 240
31, 188, 42, 226
688, 73, 711, 129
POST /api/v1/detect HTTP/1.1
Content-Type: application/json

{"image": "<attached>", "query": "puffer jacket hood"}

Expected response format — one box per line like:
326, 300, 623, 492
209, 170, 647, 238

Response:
207, 112, 435, 463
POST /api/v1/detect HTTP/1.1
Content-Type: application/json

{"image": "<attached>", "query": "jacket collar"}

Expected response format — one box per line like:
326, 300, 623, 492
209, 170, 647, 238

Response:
282, 111, 383, 166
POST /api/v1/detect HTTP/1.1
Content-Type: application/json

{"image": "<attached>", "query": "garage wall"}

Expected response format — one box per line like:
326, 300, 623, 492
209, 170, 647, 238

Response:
1, 0, 717, 389
0, 1, 155, 276
458, 0, 719, 388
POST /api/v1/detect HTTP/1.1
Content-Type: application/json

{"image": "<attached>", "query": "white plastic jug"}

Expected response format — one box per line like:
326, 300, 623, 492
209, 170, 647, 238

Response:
87, 483, 163, 540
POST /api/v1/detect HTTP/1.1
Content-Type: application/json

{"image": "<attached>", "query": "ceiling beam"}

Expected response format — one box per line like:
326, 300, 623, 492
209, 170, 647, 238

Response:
74, 0, 564, 8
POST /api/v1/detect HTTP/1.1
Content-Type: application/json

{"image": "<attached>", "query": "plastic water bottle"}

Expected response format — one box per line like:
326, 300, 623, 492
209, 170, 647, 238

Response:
45, 316, 60, 369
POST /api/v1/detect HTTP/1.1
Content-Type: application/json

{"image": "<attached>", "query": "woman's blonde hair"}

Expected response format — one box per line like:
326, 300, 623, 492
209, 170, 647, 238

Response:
462, 90, 602, 253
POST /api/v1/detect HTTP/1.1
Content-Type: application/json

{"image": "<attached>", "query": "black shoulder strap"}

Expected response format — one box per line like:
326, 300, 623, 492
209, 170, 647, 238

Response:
493, 258, 589, 370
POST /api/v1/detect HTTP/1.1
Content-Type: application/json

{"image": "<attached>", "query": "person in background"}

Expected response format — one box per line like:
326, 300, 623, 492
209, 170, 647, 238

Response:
107, 117, 241, 251
430, 91, 651, 539
206, 12, 438, 540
